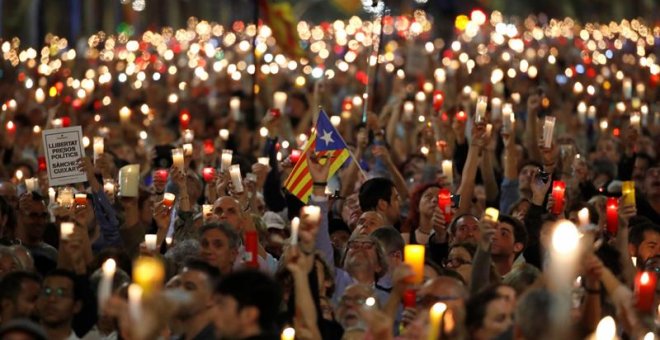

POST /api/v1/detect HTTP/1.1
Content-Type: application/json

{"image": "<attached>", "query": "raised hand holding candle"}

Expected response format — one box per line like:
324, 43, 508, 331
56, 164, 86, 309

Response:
60, 222, 75, 240
542, 116, 556, 148
75, 193, 87, 206
484, 208, 499, 222
162, 193, 176, 207
551, 181, 566, 215
621, 181, 635, 206
428, 302, 447, 340
634, 271, 657, 313
172, 148, 185, 171
118, 164, 140, 197
606, 197, 618, 236
98, 258, 116, 311
273, 91, 287, 111
229, 165, 244, 193
93, 137, 104, 161
290, 217, 300, 245
220, 150, 233, 172
202, 204, 212, 222
404, 245, 425, 284
475, 96, 488, 124
441, 160, 453, 186
144, 234, 158, 251
437, 188, 452, 224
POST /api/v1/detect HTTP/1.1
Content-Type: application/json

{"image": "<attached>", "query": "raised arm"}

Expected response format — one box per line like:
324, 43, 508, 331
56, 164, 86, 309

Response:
524, 93, 542, 163
457, 124, 486, 215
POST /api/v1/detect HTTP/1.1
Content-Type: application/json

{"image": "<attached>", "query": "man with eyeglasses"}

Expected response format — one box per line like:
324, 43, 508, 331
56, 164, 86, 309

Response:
36, 269, 83, 340
334, 234, 389, 306
335, 284, 377, 337
15, 194, 57, 266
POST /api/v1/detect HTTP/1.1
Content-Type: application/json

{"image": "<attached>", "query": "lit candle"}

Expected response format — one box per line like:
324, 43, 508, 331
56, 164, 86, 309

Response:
179, 110, 191, 130
35, 88, 45, 103
404, 245, 425, 284
281, 327, 295, 340
630, 112, 641, 131
119, 106, 131, 125
154, 169, 169, 182
621, 181, 635, 206
273, 91, 287, 111
118, 164, 140, 197
330, 116, 341, 128
220, 150, 233, 172
5, 121, 16, 135
25, 178, 39, 193
202, 167, 216, 182
485, 123, 493, 138
38, 156, 47, 172
511, 92, 521, 104
290, 217, 300, 245
60, 222, 75, 240
182, 143, 193, 156
230, 96, 241, 119
635, 83, 645, 98
434, 68, 446, 88
244, 230, 259, 268
623, 78, 632, 100
542, 116, 556, 148
58, 187, 74, 208
219, 129, 230, 141
172, 148, 185, 171
144, 234, 158, 251
502, 103, 514, 133
455, 110, 467, 122
259, 127, 269, 137
577, 101, 587, 124
98, 259, 116, 311
432, 90, 445, 111
132, 256, 165, 295
577, 208, 590, 228
475, 96, 488, 124
606, 197, 618, 236
634, 271, 657, 313
490, 98, 502, 120
484, 208, 499, 222
403, 101, 415, 120
551, 181, 566, 215
48, 187, 56, 203
229, 165, 244, 193
588, 106, 596, 121
594, 316, 616, 340
203, 139, 215, 155
75, 193, 87, 206
441, 160, 453, 186
257, 157, 269, 166
202, 204, 213, 222
415, 91, 426, 105
301, 205, 321, 224
162, 193, 176, 207
103, 180, 115, 197
128, 284, 143, 321
182, 129, 194, 143
93, 137, 104, 161
428, 302, 447, 340
437, 188, 452, 224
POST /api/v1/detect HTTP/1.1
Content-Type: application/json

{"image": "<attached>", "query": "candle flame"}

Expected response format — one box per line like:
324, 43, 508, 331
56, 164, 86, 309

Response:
102, 258, 116, 274
551, 220, 579, 255
595, 316, 616, 340
640, 272, 649, 284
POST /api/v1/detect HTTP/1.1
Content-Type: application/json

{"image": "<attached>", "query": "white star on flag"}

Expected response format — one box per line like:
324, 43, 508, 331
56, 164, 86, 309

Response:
320, 130, 334, 145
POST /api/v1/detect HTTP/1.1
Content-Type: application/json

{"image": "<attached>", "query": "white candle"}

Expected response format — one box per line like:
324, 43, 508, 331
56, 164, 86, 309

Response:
75, 193, 88, 206
330, 116, 341, 127
128, 284, 143, 321
144, 234, 158, 251
221, 150, 233, 172
542, 116, 556, 148
415, 91, 426, 104
48, 187, 56, 203
118, 164, 140, 197
490, 98, 502, 120
93, 137, 104, 161
60, 222, 75, 240
588, 106, 596, 121
119, 106, 131, 125
502, 103, 514, 133
259, 127, 269, 137
58, 187, 74, 208
577, 102, 587, 123
578, 208, 590, 228
442, 160, 453, 186
281, 327, 295, 340
434, 68, 446, 88
484, 208, 499, 222
162, 193, 176, 207
486, 123, 493, 138
273, 91, 287, 111
202, 204, 213, 222
623, 78, 632, 100
103, 180, 115, 198
475, 96, 488, 123
403, 101, 414, 120
229, 165, 244, 193
301, 205, 321, 224
98, 258, 116, 311
257, 157, 269, 166
219, 129, 230, 141
172, 148, 185, 170
511, 92, 521, 104
182, 143, 193, 156
230, 96, 241, 119
290, 217, 300, 245
182, 129, 194, 143
35, 88, 45, 103
630, 112, 641, 130
635, 83, 645, 98
25, 178, 39, 193
595, 316, 616, 340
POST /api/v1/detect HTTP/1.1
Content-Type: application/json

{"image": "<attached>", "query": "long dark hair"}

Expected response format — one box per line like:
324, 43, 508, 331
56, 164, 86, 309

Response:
401, 183, 442, 238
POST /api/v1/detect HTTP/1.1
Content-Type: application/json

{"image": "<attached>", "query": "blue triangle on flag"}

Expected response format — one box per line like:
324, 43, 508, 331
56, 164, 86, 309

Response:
315, 110, 348, 152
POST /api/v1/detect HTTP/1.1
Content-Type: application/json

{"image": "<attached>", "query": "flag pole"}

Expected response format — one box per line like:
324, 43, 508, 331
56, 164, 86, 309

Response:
250, 0, 260, 130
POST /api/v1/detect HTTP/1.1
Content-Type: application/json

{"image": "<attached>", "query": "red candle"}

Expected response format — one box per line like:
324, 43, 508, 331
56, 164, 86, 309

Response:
38, 156, 47, 172
203, 139, 215, 155
432, 90, 445, 111
456, 110, 467, 122
402, 289, 416, 308
269, 108, 281, 118
551, 181, 566, 215
244, 230, 259, 268
61, 116, 71, 127
202, 167, 216, 182
606, 197, 618, 236
634, 271, 657, 313
154, 169, 169, 182
437, 188, 453, 224
179, 110, 191, 130
289, 149, 301, 164
342, 98, 353, 112
5, 121, 16, 134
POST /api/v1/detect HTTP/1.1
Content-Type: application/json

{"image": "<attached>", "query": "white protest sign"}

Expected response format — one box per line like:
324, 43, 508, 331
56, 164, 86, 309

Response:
41, 126, 87, 186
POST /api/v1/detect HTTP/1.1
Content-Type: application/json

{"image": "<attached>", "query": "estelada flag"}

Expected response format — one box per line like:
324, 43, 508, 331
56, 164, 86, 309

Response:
284, 110, 351, 203
258, 0, 305, 59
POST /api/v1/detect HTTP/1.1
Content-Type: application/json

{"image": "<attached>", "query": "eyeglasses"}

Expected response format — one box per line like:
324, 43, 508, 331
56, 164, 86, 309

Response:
347, 240, 375, 250
338, 295, 367, 306
41, 287, 73, 299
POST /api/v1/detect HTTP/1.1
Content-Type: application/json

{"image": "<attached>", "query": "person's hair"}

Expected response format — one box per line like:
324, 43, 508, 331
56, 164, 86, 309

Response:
449, 242, 477, 259
402, 183, 442, 234
629, 222, 660, 248
182, 258, 221, 288
0, 196, 17, 238
358, 177, 395, 212
507, 197, 530, 216
341, 234, 389, 280
465, 285, 502, 334
514, 288, 557, 340
164, 239, 201, 278
517, 160, 542, 174
0, 246, 21, 270
44, 269, 82, 301
502, 263, 541, 296
199, 222, 241, 250
0, 271, 41, 303
370, 226, 404, 254
214, 269, 282, 332
448, 213, 479, 236
634, 153, 654, 168
499, 215, 528, 249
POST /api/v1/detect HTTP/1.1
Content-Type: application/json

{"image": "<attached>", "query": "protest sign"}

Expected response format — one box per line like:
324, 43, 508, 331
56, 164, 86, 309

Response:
41, 126, 87, 186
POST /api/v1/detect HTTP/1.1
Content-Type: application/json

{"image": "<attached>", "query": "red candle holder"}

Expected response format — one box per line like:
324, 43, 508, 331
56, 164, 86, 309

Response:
179, 110, 191, 130
269, 108, 281, 118
606, 197, 618, 236
437, 188, 453, 224
402, 289, 416, 308
154, 169, 169, 182
551, 181, 566, 215
61, 116, 71, 127
202, 167, 216, 182
244, 230, 259, 268
38, 156, 47, 172
289, 150, 301, 164
634, 271, 657, 313
432, 90, 445, 111
456, 110, 467, 122
203, 139, 215, 155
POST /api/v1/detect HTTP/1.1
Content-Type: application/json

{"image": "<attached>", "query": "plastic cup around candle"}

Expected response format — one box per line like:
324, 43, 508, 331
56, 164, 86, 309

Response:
163, 193, 176, 207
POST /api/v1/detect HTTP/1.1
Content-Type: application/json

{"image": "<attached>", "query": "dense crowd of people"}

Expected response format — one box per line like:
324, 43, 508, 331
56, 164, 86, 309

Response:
0, 8, 658, 340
